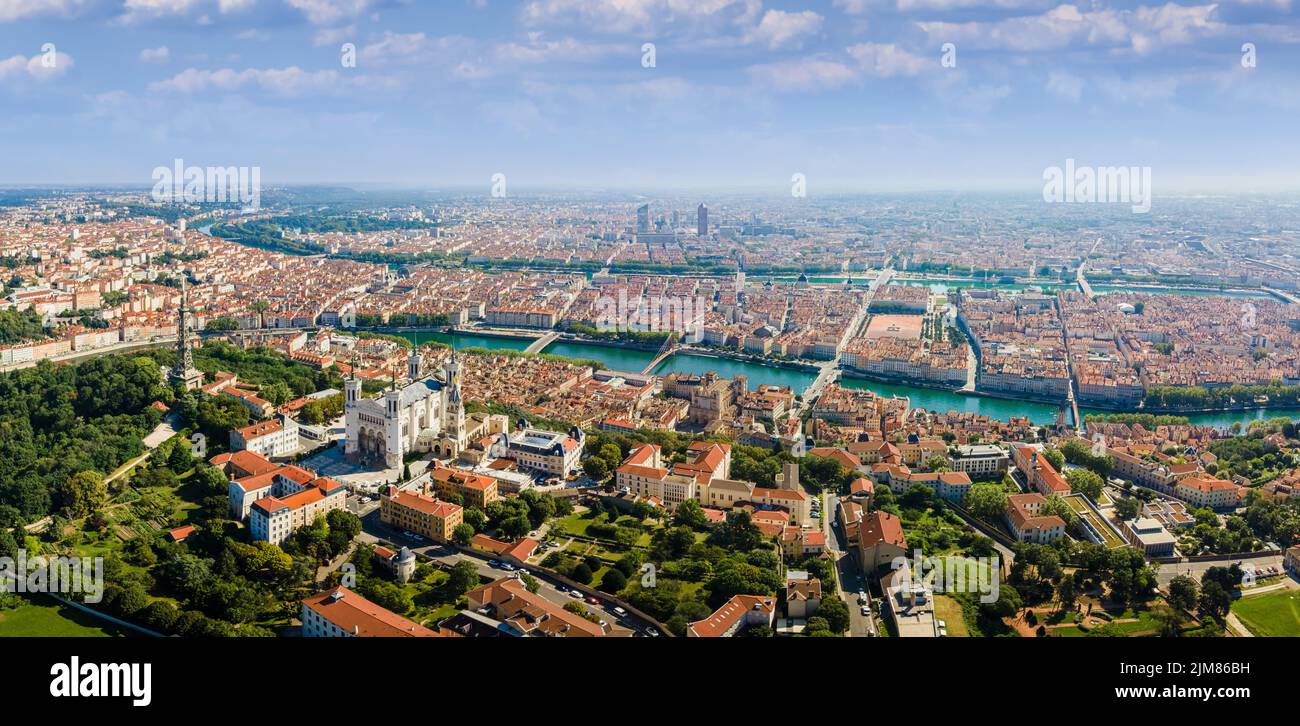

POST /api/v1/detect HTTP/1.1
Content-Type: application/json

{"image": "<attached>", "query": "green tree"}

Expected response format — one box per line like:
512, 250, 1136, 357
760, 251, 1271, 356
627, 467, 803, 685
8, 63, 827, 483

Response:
1065, 468, 1104, 500
964, 483, 1009, 522
571, 562, 594, 584
673, 498, 710, 530
1168, 575, 1199, 613
58, 471, 108, 519
446, 560, 480, 597
599, 567, 628, 594
452, 523, 474, 546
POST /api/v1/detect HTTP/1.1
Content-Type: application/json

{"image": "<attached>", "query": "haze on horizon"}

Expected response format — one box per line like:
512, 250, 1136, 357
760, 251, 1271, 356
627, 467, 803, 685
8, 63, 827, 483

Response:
2, 1, 1299, 194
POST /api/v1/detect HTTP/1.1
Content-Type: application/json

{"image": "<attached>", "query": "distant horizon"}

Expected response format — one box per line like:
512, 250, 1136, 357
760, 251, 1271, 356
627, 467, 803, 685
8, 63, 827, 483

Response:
4, 1, 1300, 193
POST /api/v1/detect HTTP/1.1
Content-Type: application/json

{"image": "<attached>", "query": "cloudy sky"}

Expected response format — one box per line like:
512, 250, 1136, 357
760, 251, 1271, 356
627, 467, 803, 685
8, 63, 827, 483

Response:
1, 0, 1298, 192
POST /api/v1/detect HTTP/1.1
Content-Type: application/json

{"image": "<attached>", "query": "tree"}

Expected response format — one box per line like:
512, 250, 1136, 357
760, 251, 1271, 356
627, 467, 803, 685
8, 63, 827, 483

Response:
923, 454, 951, 473
1168, 575, 1199, 613
673, 498, 710, 530
452, 523, 474, 546
58, 471, 107, 519
583, 457, 609, 482
1065, 468, 1104, 500
571, 562, 594, 584
599, 567, 628, 594
1114, 496, 1141, 521
1198, 580, 1231, 620
818, 595, 851, 634
1041, 448, 1065, 472
446, 560, 480, 597
965, 483, 1009, 522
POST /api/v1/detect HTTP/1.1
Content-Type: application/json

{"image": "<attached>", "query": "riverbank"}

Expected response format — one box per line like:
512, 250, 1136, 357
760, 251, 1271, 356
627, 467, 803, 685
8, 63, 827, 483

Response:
381, 330, 1300, 430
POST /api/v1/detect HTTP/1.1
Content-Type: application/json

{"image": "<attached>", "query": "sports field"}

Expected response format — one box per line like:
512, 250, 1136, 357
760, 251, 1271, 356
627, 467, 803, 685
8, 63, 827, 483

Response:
1231, 589, 1300, 637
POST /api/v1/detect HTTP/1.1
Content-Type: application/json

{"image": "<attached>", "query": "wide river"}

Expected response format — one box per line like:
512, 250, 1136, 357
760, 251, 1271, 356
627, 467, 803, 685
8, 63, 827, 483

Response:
394, 330, 1299, 431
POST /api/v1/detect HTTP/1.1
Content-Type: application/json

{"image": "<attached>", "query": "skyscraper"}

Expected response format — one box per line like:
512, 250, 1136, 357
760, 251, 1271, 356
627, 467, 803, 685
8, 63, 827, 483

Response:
636, 204, 650, 234
697, 203, 709, 237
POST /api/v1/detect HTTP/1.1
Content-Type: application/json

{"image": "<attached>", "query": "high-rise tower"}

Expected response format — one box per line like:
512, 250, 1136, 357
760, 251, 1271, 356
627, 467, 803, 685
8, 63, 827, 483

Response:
170, 274, 204, 391
697, 203, 708, 237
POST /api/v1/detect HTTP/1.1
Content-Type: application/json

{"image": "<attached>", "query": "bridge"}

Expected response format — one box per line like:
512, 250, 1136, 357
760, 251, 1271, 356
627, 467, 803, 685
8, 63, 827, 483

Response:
523, 331, 559, 354
641, 335, 680, 375
1076, 263, 1094, 299
1266, 286, 1300, 305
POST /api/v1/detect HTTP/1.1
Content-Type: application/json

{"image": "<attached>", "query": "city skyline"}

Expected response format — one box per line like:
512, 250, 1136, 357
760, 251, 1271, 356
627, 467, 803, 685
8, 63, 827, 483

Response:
1, 1, 1299, 191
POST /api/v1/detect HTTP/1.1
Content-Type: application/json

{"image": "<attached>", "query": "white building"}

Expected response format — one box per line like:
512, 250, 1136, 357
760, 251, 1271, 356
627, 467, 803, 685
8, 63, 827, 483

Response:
301, 586, 438, 637
494, 421, 584, 477
344, 350, 471, 469
949, 444, 1009, 478
230, 413, 300, 459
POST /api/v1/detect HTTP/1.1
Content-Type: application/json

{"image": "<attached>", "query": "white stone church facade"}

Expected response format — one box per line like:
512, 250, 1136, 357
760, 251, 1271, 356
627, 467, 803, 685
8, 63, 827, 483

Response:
345, 350, 474, 469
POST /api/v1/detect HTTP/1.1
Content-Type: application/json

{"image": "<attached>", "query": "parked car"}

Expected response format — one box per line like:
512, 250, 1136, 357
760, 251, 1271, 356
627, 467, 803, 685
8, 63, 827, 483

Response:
645, 626, 660, 637
487, 560, 502, 568
861, 606, 871, 616
568, 590, 584, 599
586, 596, 601, 606
612, 607, 627, 617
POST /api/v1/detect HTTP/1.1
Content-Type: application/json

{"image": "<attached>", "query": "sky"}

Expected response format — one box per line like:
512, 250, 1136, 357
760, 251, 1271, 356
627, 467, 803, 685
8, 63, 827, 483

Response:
1, 0, 1298, 193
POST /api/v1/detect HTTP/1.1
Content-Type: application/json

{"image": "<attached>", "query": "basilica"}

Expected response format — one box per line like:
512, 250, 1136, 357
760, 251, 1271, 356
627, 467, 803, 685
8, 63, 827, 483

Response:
345, 349, 483, 469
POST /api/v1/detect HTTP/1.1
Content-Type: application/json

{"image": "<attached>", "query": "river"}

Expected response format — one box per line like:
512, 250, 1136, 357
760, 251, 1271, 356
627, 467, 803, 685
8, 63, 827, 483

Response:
393, 331, 1298, 430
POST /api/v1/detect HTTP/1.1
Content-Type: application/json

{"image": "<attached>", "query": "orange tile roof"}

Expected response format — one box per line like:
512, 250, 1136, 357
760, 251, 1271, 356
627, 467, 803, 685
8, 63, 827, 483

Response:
303, 586, 440, 637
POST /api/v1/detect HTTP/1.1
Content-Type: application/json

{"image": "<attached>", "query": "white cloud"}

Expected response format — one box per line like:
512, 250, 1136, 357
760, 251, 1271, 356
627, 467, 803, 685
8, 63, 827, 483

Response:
521, 0, 755, 33
120, 0, 200, 22
916, 3, 1224, 54
148, 65, 344, 95
140, 46, 171, 63
312, 25, 354, 47
748, 56, 857, 91
846, 42, 928, 77
0, 0, 91, 23
0, 51, 75, 82
492, 35, 621, 64
748, 9, 823, 49
285, 0, 373, 26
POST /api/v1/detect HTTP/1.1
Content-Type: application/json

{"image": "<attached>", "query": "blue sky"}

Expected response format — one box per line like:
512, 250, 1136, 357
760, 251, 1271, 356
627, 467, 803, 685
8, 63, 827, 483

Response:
1, 0, 1298, 192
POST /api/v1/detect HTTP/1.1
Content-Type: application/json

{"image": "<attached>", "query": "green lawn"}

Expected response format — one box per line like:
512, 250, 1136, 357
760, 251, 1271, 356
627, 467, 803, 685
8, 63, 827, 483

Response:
0, 598, 132, 637
933, 595, 969, 637
1232, 589, 1300, 637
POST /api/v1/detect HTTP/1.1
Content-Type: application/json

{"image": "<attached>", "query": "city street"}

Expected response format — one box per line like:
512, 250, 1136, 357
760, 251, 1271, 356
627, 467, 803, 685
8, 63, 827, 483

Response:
824, 492, 878, 637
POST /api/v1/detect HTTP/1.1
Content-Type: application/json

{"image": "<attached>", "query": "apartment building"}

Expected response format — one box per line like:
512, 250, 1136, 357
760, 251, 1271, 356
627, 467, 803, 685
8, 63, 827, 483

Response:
426, 463, 500, 509
229, 413, 300, 460
1004, 493, 1066, 544
1174, 477, 1242, 510
249, 474, 348, 546
949, 444, 1010, 478
1010, 444, 1070, 496
505, 425, 584, 477
379, 485, 464, 543
687, 594, 776, 637
301, 586, 439, 637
